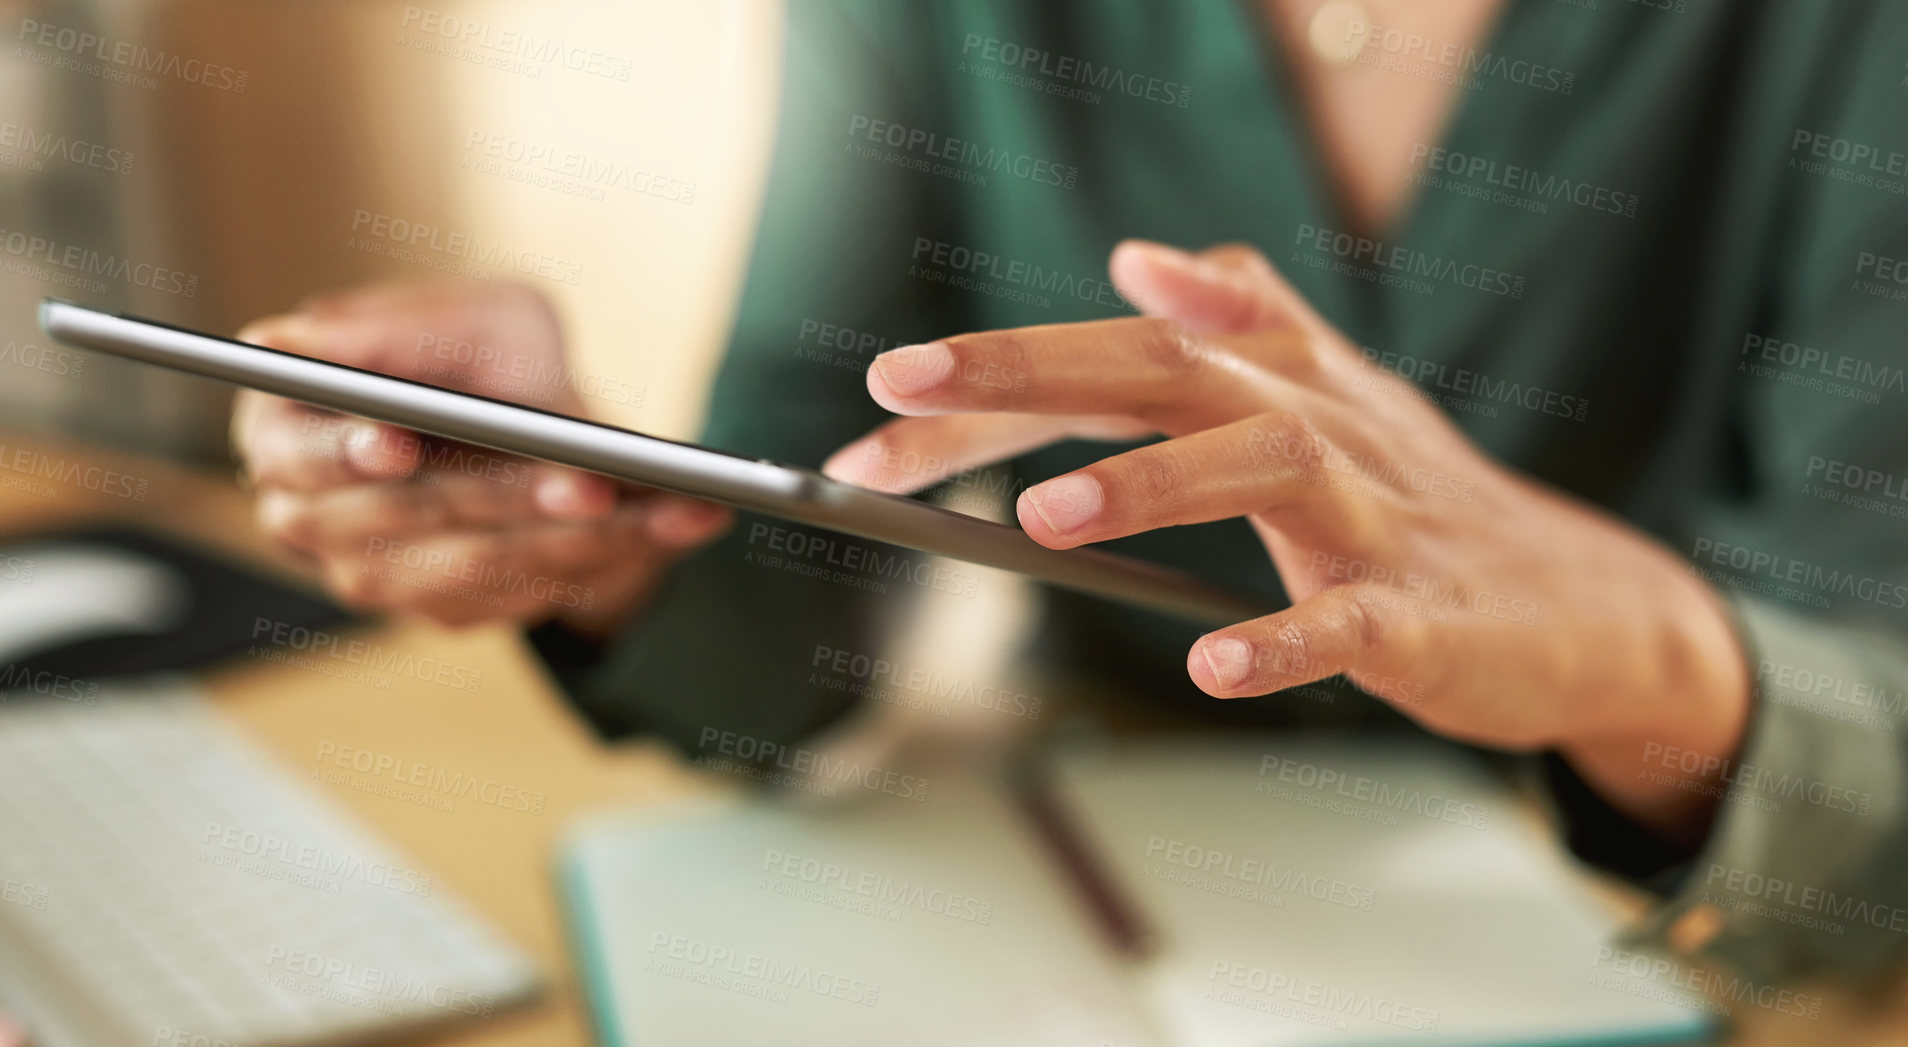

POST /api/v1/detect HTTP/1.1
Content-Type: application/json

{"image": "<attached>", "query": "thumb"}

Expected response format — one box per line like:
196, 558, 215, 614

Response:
1108, 240, 1321, 336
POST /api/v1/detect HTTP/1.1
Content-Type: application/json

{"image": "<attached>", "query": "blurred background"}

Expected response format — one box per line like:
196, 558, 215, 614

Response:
0, 0, 780, 455
0, 3, 1901, 1046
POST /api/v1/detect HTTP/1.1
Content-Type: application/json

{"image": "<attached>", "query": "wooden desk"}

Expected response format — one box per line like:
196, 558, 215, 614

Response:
0, 429, 716, 1047
3, 429, 1903, 1047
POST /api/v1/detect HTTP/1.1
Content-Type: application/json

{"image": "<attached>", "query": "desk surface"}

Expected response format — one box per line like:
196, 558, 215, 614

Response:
2, 429, 1901, 1047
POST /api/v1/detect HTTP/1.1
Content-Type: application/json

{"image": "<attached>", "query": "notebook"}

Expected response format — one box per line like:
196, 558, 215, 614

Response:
559, 735, 1717, 1046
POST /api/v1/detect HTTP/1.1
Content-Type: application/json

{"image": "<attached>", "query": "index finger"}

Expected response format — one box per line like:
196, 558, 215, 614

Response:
865, 318, 1278, 432
233, 392, 418, 491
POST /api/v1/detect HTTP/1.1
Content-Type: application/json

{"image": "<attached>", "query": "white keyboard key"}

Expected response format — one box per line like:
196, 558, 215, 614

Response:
0, 678, 541, 1047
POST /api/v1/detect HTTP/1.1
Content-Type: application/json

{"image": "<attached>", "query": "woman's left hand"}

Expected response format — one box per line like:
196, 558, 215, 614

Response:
823, 240, 1750, 844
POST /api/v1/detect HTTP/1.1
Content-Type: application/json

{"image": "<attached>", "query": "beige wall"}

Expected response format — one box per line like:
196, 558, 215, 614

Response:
130, 0, 782, 443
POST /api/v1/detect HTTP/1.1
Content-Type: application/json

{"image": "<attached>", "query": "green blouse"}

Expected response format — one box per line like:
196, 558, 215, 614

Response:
532, 0, 1908, 987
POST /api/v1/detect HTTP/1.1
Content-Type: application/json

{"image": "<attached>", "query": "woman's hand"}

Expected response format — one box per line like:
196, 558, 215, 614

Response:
823, 241, 1750, 844
232, 279, 729, 637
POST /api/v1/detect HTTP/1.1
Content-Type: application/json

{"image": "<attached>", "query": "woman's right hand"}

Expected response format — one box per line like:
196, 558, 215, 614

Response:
231, 279, 730, 638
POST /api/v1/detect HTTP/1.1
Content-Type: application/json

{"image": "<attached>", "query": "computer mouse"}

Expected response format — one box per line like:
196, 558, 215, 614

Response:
0, 542, 191, 668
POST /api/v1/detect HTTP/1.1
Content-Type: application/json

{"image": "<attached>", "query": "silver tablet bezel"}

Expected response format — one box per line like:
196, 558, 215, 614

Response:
42, 299, 1269, 626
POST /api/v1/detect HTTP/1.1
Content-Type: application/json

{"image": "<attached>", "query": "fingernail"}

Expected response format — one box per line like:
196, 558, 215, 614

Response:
1200, 636, 1254, 689
1025, 474, 1102, 534
821, 439, 880, 483
1125, 240, 1199, 273
535, 471, 591, 517
247, 314, 326, 349
871, 342, 955, 397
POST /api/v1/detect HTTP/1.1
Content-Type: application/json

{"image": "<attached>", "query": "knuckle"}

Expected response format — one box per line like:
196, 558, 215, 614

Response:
494, 280, 558, 327
1203, 242, 1255, 263
1245, 411, 1326, 481
1282, 330, 1327, 376
1341, 590, 1387, 656
1120, 445, 1191, 507
1230, 246, 1281, 287
1269, 621, 1319, 679
1135, 317, 1202, 372
341, 489, 409, 544
324, 560, 382, 609
945, 331, 1030, 401
256, 492, 312, 549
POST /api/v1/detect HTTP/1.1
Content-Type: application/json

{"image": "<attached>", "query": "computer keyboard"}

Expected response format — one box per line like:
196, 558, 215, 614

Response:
0, 678, 541, 1047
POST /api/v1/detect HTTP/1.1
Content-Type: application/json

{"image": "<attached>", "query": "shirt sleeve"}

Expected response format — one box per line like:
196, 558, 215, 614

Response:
1554, 2, 1908, 986
527, 0, 967, 761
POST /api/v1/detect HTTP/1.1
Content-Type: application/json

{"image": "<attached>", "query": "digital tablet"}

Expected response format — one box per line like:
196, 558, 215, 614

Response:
41, 299, 1269, 626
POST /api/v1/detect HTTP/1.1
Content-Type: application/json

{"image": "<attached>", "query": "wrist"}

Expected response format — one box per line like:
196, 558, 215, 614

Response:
1557, 559, 1753, 846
